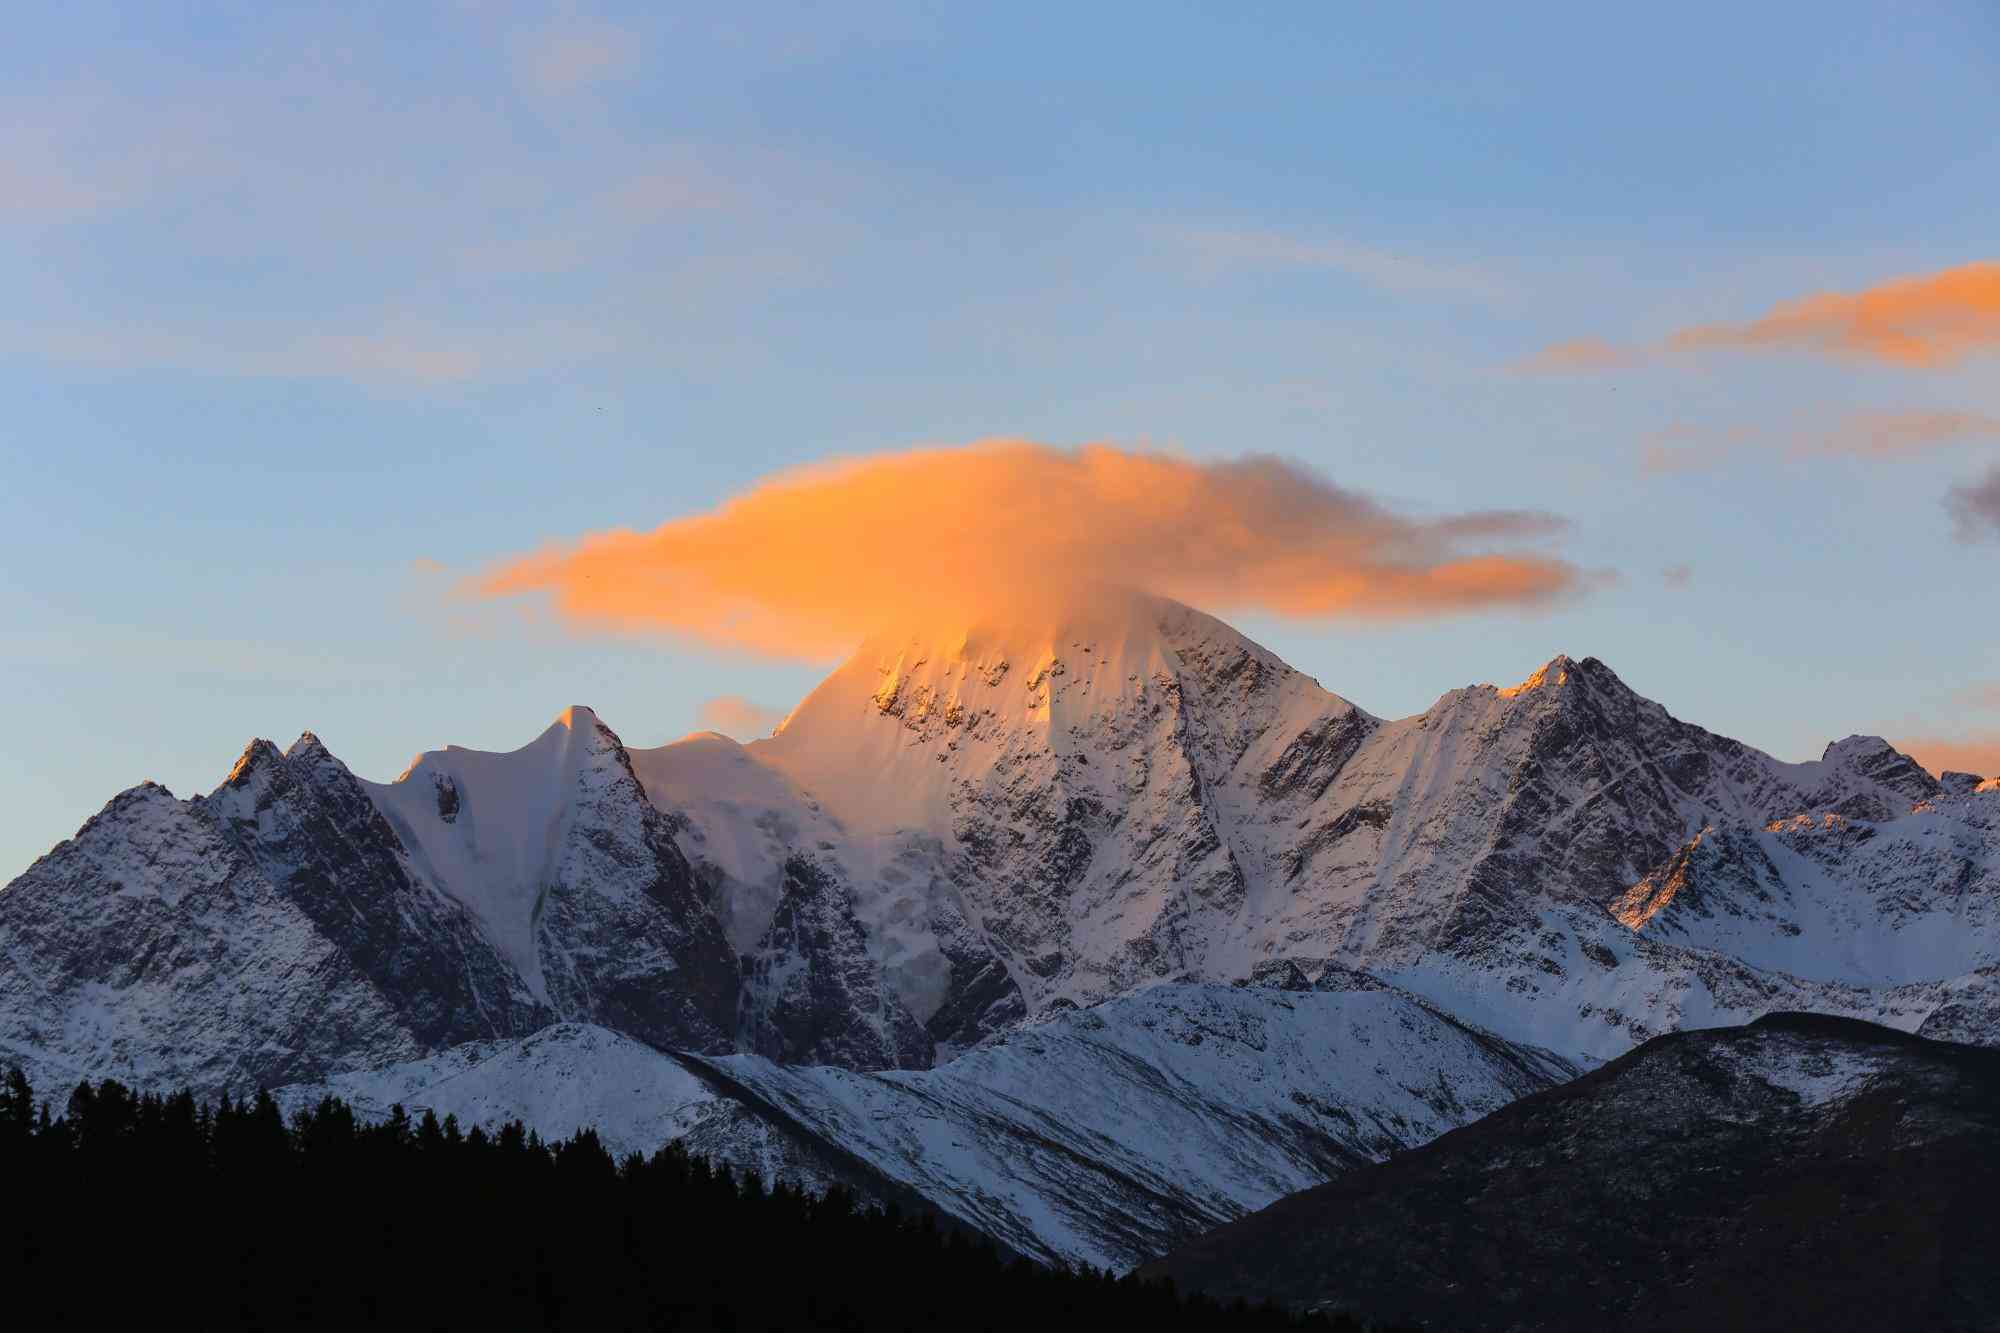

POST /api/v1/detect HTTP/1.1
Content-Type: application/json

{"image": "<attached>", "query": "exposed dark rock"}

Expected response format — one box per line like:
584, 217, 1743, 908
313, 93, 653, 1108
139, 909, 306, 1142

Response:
742, 856, 934, 1070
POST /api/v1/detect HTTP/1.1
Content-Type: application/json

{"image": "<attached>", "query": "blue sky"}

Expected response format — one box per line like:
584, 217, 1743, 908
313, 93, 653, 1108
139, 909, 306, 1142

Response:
5, 0, 1999, 878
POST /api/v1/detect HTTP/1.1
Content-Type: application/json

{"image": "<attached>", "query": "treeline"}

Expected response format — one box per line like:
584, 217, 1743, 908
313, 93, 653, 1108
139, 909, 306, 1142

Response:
1, 1068, 1400, 1331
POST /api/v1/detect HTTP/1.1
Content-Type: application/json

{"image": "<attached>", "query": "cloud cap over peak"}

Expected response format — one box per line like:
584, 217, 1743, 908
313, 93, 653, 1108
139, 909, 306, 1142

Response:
473, 440, 1589, 659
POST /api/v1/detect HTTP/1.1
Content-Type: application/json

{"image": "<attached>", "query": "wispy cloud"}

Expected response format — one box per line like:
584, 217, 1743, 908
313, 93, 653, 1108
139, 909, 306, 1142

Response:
1512, 337, 1639, 374
10, 316, 617, 387
1522, 261, 2000, 372
1638, 423, 1763, 475
697, 695, 788, 739
1946, 463, 2000, 541
512, 19, 642, 95
1671, 262, 2000, 368
1638, 410, 2000, 475
1, 52, 834, 387
449, 157, 732, 279
1172, 226, 1512, 302
1807, 410, 2000, 460
470, 440, 1590, 659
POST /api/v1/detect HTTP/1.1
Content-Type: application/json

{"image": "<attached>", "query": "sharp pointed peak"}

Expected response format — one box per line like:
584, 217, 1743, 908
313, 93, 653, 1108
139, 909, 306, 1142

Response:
224, 738, 284, 786
1495, 654, 1576, 700
1488, 653, 1639, 704
544, 703, 629, 756
553, 704, 602, 732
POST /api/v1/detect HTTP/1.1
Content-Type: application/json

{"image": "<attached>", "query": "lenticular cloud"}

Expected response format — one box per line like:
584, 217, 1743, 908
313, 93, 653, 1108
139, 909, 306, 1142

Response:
474, 441, 1586, 659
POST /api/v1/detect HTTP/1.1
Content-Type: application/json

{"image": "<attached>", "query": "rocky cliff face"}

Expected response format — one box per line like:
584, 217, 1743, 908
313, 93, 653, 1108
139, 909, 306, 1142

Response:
739, 855, 933, 1069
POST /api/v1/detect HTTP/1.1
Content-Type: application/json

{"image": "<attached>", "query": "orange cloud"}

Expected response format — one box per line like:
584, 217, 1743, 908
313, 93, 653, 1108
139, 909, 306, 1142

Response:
697, 696, 788, 739
1798, 410, 2000, 459
1670, 262, 2000, 368
1525, 261, 2000, 373
1895, 736, 2000, 780
1512, 337, 1641, 374
1637, 410, 2000, 474
472, 441, 1587, 658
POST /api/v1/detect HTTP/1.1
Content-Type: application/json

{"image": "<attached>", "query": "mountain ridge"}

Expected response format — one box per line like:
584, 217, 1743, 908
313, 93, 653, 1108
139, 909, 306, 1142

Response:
3, 598, 1995, 1274
6, 598, 1993, 1098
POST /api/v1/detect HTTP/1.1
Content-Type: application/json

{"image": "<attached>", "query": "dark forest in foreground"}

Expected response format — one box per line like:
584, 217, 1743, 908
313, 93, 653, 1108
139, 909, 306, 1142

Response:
0, 1068, 1401, 1332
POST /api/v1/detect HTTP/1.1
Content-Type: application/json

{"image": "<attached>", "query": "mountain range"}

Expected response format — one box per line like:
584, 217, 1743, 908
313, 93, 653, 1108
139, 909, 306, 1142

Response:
3, 594, 1995, 1274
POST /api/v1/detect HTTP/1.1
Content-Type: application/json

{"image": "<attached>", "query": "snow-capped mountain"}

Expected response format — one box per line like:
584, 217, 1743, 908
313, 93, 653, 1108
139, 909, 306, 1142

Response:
2, 592, 1995, 1268
275, 974, 1576, 1271
634, 596, 1998, 1064
0, 709, 739, 1097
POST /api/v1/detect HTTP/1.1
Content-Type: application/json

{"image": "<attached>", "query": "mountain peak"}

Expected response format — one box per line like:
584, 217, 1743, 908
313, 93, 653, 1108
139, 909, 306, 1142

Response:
223, 738, 285, 787
554, 705, 600, 731
1818, 735, 1940, 803
1821, 734, 1897, 762
286, 731, 333, 762
1496, 654, 1575, 699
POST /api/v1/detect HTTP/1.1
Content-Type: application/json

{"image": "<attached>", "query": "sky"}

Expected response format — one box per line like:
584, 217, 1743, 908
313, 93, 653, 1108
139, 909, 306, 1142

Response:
4, 0, 1999, 880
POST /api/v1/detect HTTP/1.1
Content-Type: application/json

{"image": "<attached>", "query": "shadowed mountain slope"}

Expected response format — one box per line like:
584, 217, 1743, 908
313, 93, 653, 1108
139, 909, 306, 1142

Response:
1145, 1014, 2000, 1332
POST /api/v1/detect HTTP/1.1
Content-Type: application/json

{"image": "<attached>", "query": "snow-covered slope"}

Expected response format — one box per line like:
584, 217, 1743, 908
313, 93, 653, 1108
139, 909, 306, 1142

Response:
364, 705, 741, 1054
632, 597, 1368, 1055
275, 1022, 721, 1158
277, 975, 1576, 1271
634, 597, 1998, 1065
0, 709, 746, 1097
0, 737, 540, 1098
